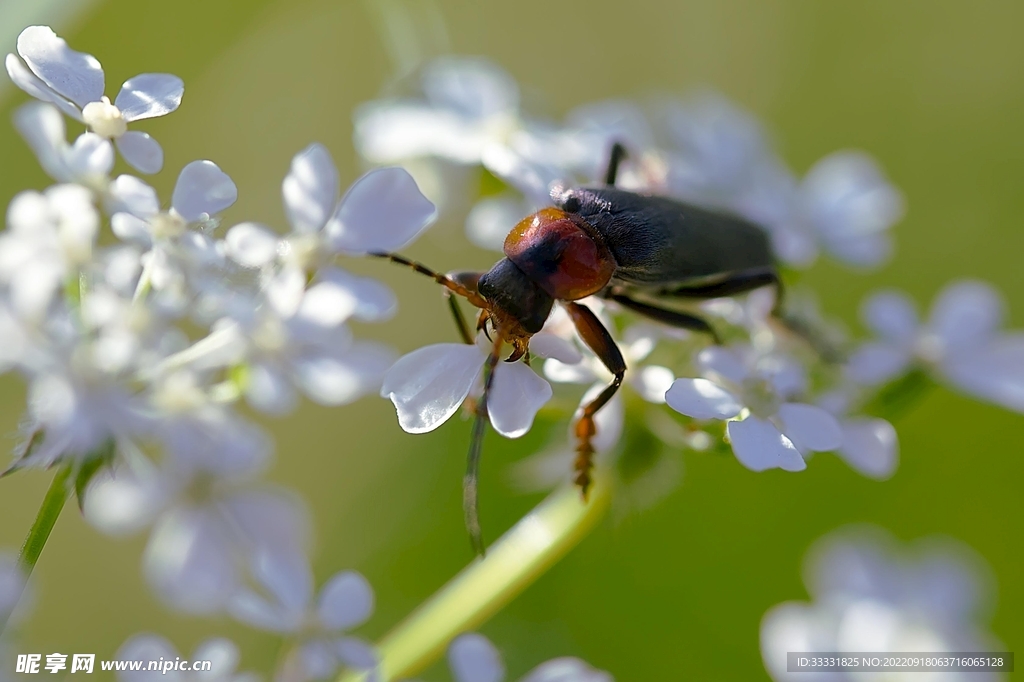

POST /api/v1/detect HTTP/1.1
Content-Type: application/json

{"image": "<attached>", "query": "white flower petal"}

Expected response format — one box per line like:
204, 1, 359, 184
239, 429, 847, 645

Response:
334, 637, 378, 672
294, 343, 395, 406
251, 549, 313, 624
844, 342, 912, 386
633, 365, 675, 404
108, 174, 158, 217
837, 417, 898, 479
326, 167, 437, 254
465, 195, 524, 252
483, 144, 565, 206
315, 267, 397, 322
521, 658, 613, 682
225, 222, 279, 267
488, 360, 553, 438
317, 571, 374, 630
727, 416, 806, 472
12, 101, 73, 181
529, 331, 582, 365
542, 357, 597, 385
942, 334, 1024, 412
82, 466, 163, 536
665, 378, 742, 420
297, 640, 339, 679
172, 160, 238, 222
143, 508, 237, 614
928, 280, 1004, 352
283, 142, 339, 233
192, 638, 241, 678
448, 633, 504, 682
862, 290, 919, 343
423, 57, 518, 119
245, 362, 298, 415
695, 346, 749, 385
67, 132, 114, 178
116, 634, 182, 682
110, 213, 153, 246
353, 100, 485, 164
116, 131, 163, 174
826, 231, 893, 267
380, 343, 483, 434
17, 26, 104, 108
6, 53, 82, 119
296, 280, 359, 328
115, 73, 183, 121
228, 589, 292, 633
777, 402, 843, 453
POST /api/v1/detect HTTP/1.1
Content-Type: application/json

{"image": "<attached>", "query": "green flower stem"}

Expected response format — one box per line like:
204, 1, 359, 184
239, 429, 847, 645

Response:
0, 463, 72, 636
341, 470, 612, 682
18, 463, 72, 576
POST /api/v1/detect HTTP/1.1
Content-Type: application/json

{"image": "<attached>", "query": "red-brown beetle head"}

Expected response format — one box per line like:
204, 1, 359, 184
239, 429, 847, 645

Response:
503, 208, 616, 301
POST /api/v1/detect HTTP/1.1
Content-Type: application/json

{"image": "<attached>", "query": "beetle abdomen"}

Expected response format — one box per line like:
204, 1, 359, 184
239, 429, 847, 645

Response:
555, 187, 775, 285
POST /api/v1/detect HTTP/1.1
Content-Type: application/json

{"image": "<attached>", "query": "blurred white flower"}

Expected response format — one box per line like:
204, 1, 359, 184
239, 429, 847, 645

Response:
229, 551, 377, 682
0, 184, 98, 319
116, 634, 257, 682
846, 281, 1024, 412
797, 151, 905, 268
441, 633, 612, 682
6, 26, 182, 173
380, 335, 553, 439
761, 526, 1003, 682
665, 346, 842, 472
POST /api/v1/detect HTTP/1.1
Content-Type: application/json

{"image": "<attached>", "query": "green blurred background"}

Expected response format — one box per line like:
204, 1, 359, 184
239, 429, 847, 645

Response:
1, 0, 1022, 679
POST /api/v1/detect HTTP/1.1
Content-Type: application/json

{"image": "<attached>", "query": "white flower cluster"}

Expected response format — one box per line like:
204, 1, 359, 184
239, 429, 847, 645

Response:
0, 25, 440, 681
353, 56, 1024, 490
761, 526, 1004, 681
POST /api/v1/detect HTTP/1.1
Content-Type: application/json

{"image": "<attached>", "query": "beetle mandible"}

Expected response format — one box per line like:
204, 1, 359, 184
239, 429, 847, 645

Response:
374, 143, 782, 554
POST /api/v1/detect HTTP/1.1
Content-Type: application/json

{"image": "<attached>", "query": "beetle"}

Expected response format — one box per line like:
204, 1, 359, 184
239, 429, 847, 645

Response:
373, 143, 781, 553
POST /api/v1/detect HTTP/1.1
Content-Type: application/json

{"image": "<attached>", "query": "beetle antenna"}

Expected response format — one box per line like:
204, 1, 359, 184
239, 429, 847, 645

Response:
368, 251, 487, 307
465, 331, 503, 556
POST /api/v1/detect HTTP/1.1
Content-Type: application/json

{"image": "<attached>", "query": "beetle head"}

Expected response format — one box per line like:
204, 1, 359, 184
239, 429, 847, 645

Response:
477, 258, 553, 361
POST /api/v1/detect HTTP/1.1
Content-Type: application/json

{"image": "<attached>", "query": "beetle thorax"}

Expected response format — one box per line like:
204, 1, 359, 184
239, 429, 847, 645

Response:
503, 208, 616, 301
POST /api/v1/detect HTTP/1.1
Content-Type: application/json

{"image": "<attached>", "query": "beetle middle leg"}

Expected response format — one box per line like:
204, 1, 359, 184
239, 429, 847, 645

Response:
607, 293, 723, 343
658, 268, 781, 303
564, 302, 626, 497
444, 271, 485, 344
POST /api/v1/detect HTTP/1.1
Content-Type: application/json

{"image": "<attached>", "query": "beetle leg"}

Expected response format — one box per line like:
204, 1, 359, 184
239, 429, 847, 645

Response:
657, 268, 781, 303
603, 142, 628, 186
564, 302, 626, 498
607, 293, 722, 344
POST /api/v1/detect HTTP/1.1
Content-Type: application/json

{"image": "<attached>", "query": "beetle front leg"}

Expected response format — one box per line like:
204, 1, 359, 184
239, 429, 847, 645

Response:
603, 141, 628, 186
564, 302, 626, 498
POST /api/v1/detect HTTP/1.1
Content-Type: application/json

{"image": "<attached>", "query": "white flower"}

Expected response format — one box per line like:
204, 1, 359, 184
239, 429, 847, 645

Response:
0, 184, 98, 319
846, 281, 1024, 412
797, 151, 905, 268
354, 58, 566, 206
761, 526, 1002, 682
228, 551, 377, 682
225, 143, 436, 274
14, 103, 113, 188
7, 26, 183, 173
443, 633, 612, 682
380, 335, 553, 439
116, 634, 257, 682
83, 399, 310, 614
665, 346, 842, 472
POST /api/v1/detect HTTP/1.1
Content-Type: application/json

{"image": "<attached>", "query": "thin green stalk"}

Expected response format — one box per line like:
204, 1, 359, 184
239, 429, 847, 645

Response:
0, 463, 72, 636
19, 464, 72, 575
340, 470, 611, 682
